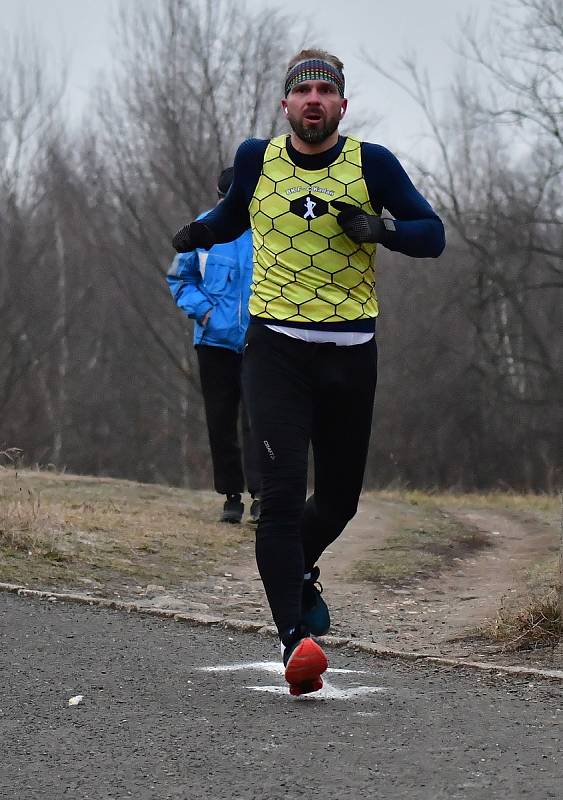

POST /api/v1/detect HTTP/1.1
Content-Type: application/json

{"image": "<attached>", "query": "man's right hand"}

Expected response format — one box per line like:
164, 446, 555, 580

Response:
172, 221, 215, 252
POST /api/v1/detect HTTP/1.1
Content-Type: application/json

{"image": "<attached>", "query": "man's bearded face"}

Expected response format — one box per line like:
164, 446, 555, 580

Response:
287, 107, 341, 144
284, 80, 345, 145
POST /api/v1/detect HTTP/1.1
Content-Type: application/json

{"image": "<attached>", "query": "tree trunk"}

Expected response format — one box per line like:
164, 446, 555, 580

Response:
53, 220, 68, 466
559, 491, 563, 627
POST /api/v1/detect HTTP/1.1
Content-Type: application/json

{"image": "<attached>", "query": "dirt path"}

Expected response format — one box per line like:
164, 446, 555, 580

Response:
134, 495, 559, 664
2, 470, 559, 666
418, 506, 557, 649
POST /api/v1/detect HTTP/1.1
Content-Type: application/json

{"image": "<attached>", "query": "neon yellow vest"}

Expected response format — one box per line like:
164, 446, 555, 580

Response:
248, 135, 378, 323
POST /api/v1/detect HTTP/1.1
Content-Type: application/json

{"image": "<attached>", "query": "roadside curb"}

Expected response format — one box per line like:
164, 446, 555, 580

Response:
2, 581, 562, 682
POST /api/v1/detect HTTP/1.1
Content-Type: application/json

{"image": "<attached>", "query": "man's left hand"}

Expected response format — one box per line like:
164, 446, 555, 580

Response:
331, 200, 385, 244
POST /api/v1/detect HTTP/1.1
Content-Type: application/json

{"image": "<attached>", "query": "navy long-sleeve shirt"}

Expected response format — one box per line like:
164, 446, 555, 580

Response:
203, 136, 445, 259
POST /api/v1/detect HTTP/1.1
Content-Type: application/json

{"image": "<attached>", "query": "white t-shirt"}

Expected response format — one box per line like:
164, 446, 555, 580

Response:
266, 325, 374, 346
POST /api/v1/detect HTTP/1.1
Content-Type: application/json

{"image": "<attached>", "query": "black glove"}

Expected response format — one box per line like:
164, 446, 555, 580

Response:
172, 220, 215, 253
331, 200, 386, 244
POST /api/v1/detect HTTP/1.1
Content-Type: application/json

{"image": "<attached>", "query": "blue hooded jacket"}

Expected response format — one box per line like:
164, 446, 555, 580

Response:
167, 216, 253, 353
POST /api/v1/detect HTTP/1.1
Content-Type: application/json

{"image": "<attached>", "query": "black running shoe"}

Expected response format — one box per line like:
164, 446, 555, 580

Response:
220, 494, 244, 524
248, 497, 261, 524
302, 566, 330, 636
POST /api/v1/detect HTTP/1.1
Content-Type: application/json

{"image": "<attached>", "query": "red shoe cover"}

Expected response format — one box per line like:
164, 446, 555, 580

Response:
284, 637, 328, 687
289, 676, 324, 696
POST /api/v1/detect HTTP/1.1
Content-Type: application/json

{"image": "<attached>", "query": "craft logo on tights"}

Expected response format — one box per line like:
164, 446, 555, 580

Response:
263, 440, 276, 460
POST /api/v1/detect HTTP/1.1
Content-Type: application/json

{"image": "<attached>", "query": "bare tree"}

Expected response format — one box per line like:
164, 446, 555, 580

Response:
0, 35, 67, 451
4, 0, 558, 491
84, 0, 303, 484
363, 0, 562, 489
461, 0, 562, 146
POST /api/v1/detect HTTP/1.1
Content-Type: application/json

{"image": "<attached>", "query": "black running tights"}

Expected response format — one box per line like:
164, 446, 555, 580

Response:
242, 325, 377, 637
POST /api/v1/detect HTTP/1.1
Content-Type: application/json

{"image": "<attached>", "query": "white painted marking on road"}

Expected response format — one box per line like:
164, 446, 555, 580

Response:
200, 661, 281, 673
328, 668, 375, 675
200, 661, 373, 676
248, 681, 386, 700
198, 661, 387, 700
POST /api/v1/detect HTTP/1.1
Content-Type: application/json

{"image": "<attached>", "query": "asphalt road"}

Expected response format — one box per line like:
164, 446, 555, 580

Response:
1, 593, 561, 800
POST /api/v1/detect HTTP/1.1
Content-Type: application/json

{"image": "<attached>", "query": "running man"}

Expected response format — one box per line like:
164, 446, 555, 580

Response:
172, 49, 445, 696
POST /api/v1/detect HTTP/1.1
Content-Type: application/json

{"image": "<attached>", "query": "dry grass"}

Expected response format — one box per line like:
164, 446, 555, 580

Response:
481, 553, 562, 651
0, 485, 67, 558
351, 549, 443, 582
484, 589, 562, 651
349, 508, 492, 583
371, 487, 559, 516
0, 467, 253, 591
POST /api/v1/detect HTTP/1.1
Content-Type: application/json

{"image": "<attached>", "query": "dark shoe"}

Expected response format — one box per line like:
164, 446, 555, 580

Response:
220, 494, 244, 524
302, 566, 331, 636
248, 497, 261, 524
282, 635, 328, 696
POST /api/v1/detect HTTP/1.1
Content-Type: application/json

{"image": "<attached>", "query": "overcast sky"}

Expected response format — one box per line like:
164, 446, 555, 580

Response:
0, 0, 493, 157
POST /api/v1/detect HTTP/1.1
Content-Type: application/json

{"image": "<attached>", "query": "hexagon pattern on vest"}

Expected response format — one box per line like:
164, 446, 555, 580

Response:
248, 136, 380, 324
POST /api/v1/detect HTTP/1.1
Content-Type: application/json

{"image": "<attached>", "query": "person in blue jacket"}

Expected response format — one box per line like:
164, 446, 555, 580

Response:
167, 167, 260, 524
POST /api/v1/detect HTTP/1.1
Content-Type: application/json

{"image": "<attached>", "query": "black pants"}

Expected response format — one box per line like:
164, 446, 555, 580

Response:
242, 325, 377, 636
196, 345, 261, 498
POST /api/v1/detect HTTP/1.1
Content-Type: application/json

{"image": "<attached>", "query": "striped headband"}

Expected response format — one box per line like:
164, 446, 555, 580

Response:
284, 59, 345, 97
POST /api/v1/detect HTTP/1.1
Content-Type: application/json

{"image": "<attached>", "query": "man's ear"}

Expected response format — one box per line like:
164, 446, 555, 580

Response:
281, 99, 288, 116
340, 99, 348, 118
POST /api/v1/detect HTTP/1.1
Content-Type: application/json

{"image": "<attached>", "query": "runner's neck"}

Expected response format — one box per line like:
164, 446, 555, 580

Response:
285, 135, 347, 170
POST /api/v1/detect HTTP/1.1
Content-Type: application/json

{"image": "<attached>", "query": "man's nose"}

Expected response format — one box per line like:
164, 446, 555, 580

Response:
306, 89, 322, 104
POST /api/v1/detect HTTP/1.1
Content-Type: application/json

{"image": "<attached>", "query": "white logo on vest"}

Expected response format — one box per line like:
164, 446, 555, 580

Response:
289, 194, 329, 220
303, 196, 317, 219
